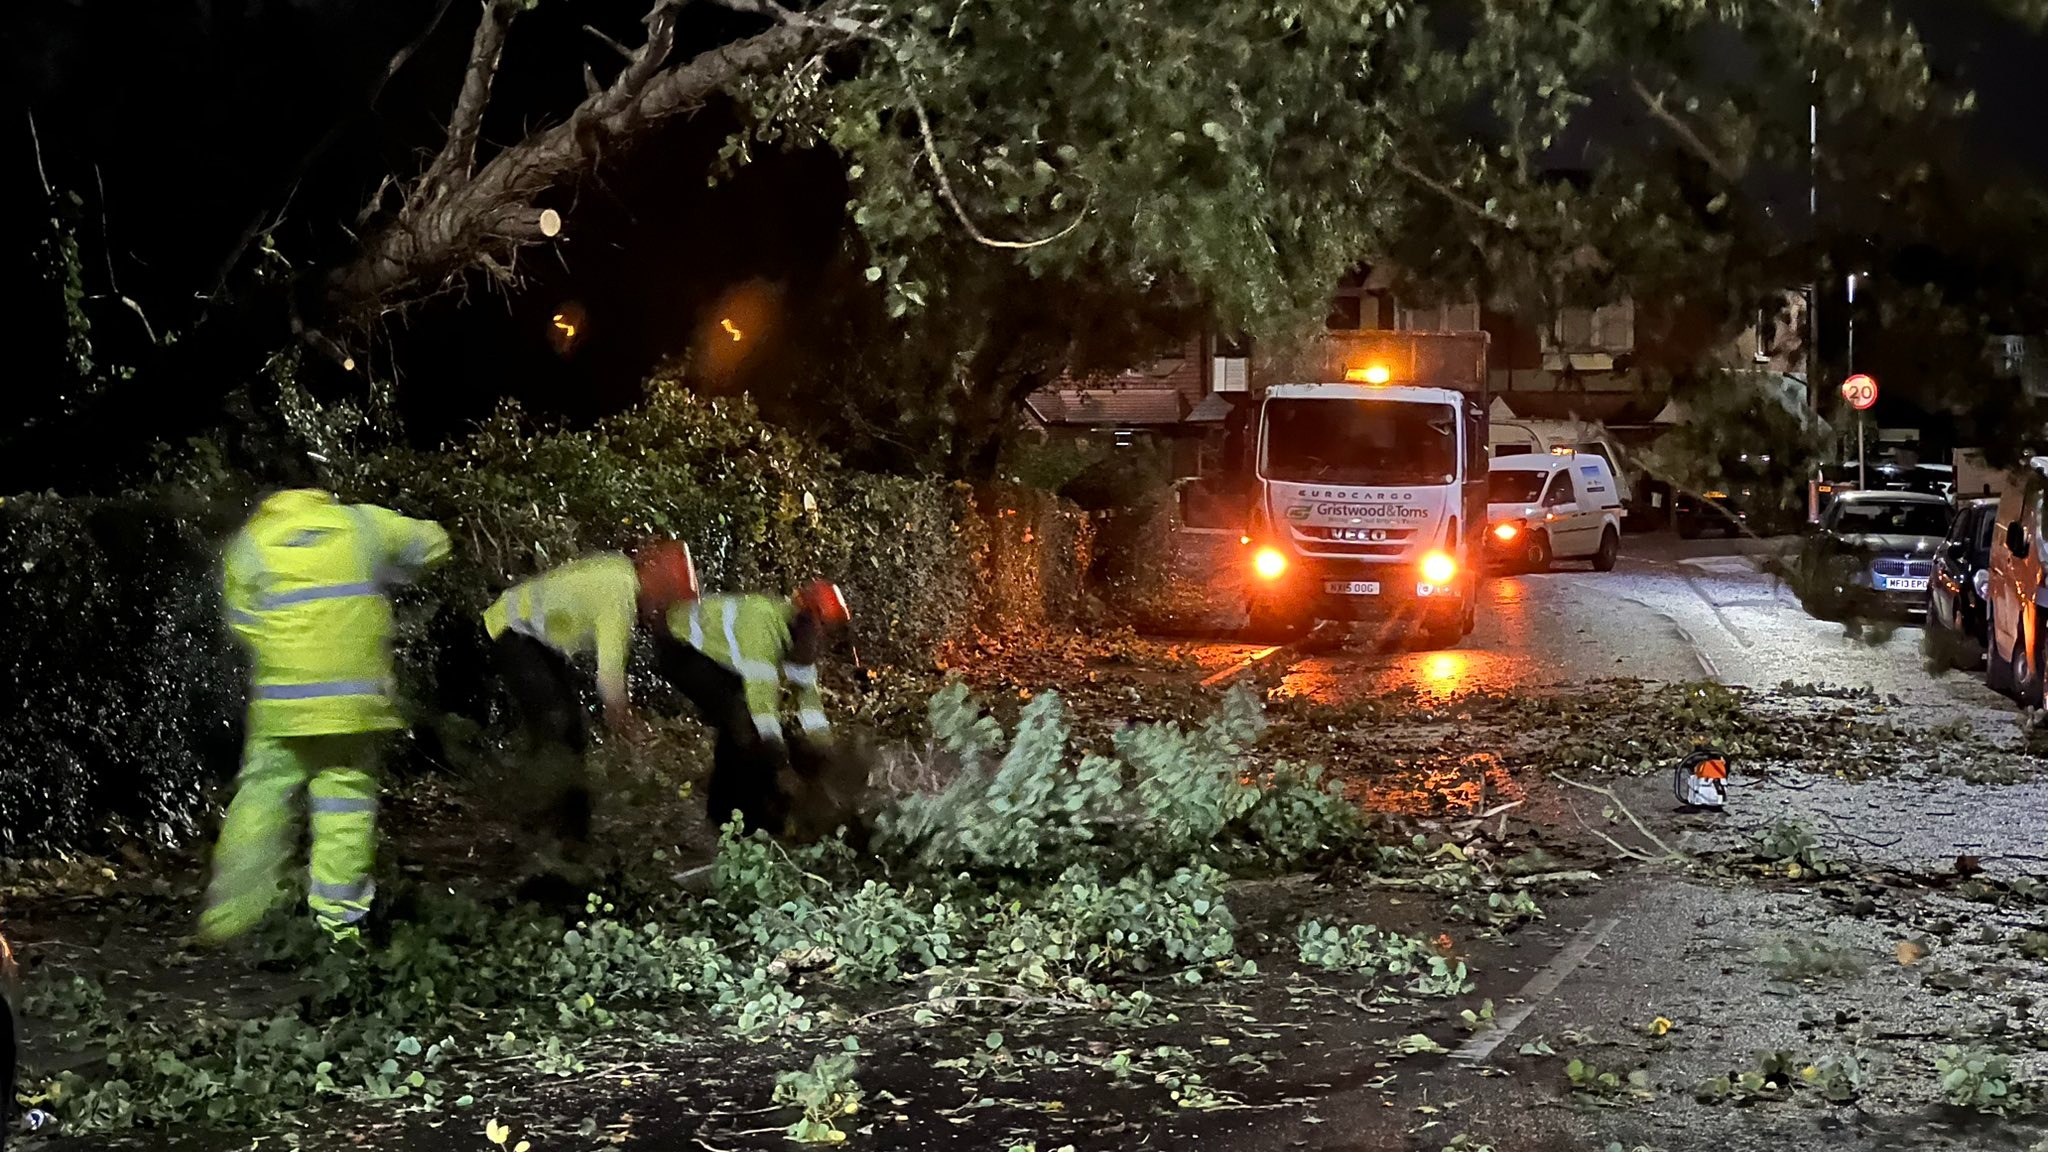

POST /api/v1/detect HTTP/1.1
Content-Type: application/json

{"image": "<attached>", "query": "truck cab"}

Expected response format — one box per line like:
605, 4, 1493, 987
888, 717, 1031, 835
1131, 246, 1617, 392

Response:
1244, 365, 1488, 645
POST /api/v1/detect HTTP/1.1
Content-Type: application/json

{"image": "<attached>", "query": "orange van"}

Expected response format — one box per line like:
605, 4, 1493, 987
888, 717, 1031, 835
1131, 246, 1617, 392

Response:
1985, 460, 2048, 704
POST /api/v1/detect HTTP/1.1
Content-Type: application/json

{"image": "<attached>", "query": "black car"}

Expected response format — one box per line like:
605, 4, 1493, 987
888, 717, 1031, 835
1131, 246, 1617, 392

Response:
1929, 497, 1999, 661
1805, 490, 1953, 615
1675, 478, 1804, 538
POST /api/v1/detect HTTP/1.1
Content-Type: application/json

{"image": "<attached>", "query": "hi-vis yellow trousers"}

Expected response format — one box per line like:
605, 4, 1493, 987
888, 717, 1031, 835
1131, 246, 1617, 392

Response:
199, 733, 381, 944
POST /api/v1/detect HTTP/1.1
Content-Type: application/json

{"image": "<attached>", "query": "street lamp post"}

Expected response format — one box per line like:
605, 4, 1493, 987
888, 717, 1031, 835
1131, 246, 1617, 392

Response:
1847, 272, 1860, 489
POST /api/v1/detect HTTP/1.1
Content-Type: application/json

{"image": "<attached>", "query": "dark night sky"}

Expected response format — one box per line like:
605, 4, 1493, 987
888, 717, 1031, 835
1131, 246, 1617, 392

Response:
6, 0, 2047, 463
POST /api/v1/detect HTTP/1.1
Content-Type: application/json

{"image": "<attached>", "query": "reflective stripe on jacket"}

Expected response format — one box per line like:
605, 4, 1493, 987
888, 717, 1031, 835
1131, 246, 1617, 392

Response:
223, 489, 450, 736
483, 553, 639, 706
667, 595, 828, 743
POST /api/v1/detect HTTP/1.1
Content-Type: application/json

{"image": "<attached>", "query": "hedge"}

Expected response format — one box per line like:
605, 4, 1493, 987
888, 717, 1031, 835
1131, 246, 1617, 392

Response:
0, 382, 1096, 857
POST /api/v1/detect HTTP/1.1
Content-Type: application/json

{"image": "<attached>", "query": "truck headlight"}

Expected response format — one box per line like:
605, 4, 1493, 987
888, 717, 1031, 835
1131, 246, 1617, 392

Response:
1253, 547, 1288, 580
1420, 551, 1457, 585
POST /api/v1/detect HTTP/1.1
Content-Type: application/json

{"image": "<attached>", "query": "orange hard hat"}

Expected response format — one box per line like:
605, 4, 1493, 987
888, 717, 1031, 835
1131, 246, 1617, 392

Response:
633, 539, 699, 607
795, 580, 850, 627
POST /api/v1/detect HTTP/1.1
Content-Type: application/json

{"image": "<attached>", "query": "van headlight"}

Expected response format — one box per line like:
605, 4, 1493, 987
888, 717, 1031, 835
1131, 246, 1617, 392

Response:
1491, 519, 1524, 542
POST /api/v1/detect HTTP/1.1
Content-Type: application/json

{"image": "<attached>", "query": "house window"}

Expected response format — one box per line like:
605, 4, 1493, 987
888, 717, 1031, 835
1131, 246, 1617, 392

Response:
1593, 303, 1634, 351
1325, 294, 1363, 331
1555, 308, 1595, 349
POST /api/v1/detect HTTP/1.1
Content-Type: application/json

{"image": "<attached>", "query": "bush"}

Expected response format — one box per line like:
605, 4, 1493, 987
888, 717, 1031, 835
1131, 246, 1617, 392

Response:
326, 383, 984, 677
0, 379, 1100, 855
0, 496, 245, 850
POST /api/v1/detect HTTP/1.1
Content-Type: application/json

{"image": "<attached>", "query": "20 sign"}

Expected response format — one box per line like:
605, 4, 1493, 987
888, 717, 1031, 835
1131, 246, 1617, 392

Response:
1841, 373, 1878, 411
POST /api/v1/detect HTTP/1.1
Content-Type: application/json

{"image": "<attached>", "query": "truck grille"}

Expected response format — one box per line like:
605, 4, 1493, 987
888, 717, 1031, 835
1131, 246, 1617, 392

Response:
1293, 525, 1415, 559
1296, 526, 1418, 544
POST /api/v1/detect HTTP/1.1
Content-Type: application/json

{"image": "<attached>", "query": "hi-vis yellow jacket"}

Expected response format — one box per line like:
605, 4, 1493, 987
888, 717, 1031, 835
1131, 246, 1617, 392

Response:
483, 553, 639, 708
223, 490, 450, 736
667, 595, 830, 744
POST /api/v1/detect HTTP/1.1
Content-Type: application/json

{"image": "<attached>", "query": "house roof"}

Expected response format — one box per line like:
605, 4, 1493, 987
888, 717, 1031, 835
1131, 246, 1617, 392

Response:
1025, 388, 1189, 427
1185, 392, 1239, 423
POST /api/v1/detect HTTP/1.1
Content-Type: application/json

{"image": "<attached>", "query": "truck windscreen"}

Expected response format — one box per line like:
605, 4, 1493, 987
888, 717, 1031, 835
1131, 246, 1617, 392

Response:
1263, 399, 1457, 486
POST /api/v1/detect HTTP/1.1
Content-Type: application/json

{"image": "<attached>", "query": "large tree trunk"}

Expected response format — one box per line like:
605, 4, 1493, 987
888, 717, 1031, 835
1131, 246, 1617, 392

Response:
944, 299, 1072, 482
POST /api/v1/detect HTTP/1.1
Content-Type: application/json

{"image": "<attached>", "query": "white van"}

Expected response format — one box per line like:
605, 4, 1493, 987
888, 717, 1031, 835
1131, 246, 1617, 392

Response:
1490, 417, 1636, 509
1482, 451, 1626, 571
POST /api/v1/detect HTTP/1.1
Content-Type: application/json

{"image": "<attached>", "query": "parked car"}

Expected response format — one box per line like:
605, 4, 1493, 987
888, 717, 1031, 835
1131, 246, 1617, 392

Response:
1928, 497, 1999, 664
1675, 456, 1806, 539
1801, 490, 1951, 616
1988, 463, 2048, 704
1483, 452, 1626, 572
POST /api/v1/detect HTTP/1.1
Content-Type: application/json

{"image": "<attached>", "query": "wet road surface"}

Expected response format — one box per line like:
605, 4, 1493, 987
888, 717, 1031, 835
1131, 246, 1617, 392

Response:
1178, 534, 2048, 1152
1198, 533, 2012, 729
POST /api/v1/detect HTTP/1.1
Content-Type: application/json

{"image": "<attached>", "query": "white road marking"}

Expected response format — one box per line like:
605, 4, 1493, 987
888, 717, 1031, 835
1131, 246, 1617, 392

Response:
1619, 597, 1722, 681
1451, 916, 1622, 1064
1680, 556, 1763, 576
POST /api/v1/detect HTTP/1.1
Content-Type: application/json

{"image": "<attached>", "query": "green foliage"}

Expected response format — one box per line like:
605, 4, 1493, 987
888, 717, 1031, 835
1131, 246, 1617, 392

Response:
323, 381, 983, 671
773, 1049, 864, 1143
1295, 921, 1473, 998
1936, 1046, 2031, 1114
0, 381, 1112, 855
882, 683, 1358, 873
0, 496, 244, 853
24, 680, 1366, 1134
979, 864, 1238, 987
1800, 1052, 1881, 1103
1459, 1000, 1497, 1033
1565, 1058, 1654, 1102
1749, 818, 1844, 877
1694, 1050, 1801, 1104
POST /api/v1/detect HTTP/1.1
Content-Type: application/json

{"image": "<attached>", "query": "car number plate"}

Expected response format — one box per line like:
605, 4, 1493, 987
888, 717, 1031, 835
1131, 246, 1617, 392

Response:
1882, 576, 1929, 592
1324, 580, 1381, 595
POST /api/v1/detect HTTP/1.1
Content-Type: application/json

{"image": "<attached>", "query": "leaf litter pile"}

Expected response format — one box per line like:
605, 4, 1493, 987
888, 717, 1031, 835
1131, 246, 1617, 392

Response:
8, 644, 2047, 1150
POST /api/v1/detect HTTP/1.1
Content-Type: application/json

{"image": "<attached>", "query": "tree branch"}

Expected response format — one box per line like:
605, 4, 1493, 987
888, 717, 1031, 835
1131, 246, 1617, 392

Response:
328, 0, 854, 321
1389, 155, 1519, 231
907, 86, 1088, 251
1628, 75, 1745, 184
418, 0, 523, 202
583, 23, 636, 61
706, 0, 879, 40
1550, 772, 1689, 863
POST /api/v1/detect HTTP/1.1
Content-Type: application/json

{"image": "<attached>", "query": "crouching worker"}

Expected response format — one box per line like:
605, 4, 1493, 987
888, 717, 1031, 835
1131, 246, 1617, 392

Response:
201, 488, 450, 947
656, 581, 858, 837
483, 541, 699, 844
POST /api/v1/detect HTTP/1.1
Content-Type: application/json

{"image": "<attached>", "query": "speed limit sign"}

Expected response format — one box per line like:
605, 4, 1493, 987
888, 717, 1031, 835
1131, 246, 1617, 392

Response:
1841, 373, 1878, 411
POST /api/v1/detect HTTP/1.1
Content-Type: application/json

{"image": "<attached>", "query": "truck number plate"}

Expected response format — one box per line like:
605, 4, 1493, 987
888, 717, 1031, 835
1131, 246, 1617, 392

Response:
1882, 576, 1928, 592
1324, 580, 1381, 596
